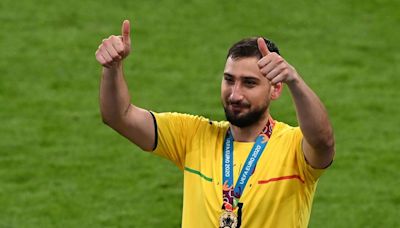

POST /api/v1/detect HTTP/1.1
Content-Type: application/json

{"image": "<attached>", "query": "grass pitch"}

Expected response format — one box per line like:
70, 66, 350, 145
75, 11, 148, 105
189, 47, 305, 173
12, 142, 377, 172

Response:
1, 0, 399, 227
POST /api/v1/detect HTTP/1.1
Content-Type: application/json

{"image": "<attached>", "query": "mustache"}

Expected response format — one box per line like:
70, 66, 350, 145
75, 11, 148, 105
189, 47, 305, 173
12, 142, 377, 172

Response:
227, 100, 251, 108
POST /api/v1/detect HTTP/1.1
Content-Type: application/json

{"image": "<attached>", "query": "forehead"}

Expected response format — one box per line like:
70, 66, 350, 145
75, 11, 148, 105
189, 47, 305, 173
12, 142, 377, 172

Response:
224, 57, 263, 79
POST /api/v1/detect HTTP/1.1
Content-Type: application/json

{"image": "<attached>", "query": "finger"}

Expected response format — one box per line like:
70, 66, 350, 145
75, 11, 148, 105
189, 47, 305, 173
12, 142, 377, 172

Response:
96, 51, 106, 65
103, 41, 122, 60
259, 54, 284, 74
270, 72, 287, 85
111, 36, 125, 54
98, 51, 113, 68
258, 52, 282, 67
121, 19, 131, 45
257, 57, 272, 69
265, 65, 285, 81
98, 48, 113, 62
257, 37, 270, 57
259, 63, 275, 76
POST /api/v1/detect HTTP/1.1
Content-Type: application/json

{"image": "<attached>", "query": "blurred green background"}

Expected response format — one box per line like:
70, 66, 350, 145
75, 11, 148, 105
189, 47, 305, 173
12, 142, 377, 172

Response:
1, 0, 399, 227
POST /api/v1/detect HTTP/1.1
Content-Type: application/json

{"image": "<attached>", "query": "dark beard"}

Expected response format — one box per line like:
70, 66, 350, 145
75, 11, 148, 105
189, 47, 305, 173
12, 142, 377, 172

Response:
224, 104, 268, 128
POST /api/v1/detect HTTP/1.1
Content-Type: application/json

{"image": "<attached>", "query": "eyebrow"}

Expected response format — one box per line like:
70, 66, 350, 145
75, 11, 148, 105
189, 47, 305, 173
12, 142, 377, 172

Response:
223, 73, 234, 78
224, 73, 260, 82
242, 76, 260, 82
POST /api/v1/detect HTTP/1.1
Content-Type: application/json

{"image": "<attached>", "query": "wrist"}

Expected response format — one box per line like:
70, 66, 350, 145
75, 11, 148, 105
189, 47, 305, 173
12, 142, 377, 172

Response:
286, 75, 302, 89
103, 61, 123, 73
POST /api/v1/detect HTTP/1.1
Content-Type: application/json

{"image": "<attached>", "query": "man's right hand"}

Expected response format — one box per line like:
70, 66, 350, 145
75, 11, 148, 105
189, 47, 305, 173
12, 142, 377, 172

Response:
95, 20, 131, 68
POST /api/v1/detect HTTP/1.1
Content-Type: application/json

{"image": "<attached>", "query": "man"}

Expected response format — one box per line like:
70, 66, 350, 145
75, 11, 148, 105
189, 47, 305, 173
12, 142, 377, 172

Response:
95, 20, 335, 228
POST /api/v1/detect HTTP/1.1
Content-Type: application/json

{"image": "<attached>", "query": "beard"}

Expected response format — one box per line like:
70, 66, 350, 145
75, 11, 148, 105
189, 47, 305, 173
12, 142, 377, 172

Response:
223, 102, 268, 128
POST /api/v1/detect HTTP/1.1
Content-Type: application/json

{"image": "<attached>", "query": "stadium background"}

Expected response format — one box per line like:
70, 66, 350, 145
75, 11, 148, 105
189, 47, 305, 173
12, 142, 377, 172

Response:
1, 0, 399, 227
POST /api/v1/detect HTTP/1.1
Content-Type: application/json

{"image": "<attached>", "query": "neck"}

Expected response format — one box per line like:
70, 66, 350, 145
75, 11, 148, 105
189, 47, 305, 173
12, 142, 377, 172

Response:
230, 112, 271, 142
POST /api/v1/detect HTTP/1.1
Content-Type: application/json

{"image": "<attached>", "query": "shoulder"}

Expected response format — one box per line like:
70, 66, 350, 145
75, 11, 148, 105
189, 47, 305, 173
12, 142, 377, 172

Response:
270, 120, 303, 148
272, 120, 300, 138
151, 111, 229, 132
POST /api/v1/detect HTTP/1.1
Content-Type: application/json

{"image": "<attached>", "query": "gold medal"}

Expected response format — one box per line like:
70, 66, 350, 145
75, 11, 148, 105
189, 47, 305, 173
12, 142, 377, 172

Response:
219, 211, 238, 228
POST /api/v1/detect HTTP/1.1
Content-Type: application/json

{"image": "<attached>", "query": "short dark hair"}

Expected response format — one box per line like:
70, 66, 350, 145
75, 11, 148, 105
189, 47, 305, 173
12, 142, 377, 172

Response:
227, 37, 280, 59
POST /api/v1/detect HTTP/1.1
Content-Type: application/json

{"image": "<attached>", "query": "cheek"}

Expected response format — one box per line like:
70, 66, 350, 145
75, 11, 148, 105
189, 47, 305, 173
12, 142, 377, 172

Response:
221, 89, 228, 103
221, 84, 230, 99
251, 88, 270, 105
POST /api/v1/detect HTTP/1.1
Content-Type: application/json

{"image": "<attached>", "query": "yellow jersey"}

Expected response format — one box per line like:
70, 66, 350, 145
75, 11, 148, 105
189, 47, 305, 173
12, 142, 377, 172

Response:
151, 112, 326, 228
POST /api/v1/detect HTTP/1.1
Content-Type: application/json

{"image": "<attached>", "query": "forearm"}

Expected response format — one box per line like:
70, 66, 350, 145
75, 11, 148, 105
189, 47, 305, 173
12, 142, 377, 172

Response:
287, 78, 334, 152
99, 62, 132, 125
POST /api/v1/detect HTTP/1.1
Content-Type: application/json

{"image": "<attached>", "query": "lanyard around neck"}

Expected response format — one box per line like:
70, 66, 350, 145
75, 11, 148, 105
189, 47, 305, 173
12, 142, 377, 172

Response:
222, 118, 274, 211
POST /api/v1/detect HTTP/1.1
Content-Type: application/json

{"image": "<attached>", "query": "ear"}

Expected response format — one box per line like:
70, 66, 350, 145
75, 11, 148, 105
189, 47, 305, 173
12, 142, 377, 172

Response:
270, 82, 283, 100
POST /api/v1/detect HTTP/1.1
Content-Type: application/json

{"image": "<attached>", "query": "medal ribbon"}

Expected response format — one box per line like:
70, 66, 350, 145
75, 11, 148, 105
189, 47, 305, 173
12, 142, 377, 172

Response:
222, 117, 274, 211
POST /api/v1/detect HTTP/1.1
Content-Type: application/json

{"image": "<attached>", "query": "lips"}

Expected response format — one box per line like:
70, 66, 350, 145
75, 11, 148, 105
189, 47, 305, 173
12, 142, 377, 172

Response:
229, 104, 248, 113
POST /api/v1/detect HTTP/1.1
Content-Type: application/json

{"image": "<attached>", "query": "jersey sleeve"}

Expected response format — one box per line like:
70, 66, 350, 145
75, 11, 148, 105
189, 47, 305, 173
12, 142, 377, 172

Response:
150, 112, 208, 170
293, 127, 327, 183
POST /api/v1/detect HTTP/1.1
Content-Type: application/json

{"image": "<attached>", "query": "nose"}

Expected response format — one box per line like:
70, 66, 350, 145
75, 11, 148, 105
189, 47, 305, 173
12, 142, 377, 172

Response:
229, 83, 244, 103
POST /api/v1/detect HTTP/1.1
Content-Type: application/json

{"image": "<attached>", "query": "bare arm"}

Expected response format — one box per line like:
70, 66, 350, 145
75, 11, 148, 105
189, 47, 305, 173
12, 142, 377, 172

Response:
95, 20, 155, 151
257, 38, 335, 168
286, 78, 335, 168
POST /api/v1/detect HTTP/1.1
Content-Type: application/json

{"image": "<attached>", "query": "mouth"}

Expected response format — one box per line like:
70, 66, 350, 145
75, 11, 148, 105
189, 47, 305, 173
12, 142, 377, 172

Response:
229, 103, 249, 113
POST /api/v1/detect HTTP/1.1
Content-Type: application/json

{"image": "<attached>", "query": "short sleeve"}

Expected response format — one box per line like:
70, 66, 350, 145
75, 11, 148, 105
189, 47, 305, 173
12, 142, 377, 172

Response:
293, 127, 326, 183
150, 112, 208, 170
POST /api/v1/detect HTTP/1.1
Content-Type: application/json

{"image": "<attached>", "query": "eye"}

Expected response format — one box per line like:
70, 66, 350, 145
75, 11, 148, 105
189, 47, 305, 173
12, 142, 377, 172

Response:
244, 79, 257, 87
224, 75, 234, 84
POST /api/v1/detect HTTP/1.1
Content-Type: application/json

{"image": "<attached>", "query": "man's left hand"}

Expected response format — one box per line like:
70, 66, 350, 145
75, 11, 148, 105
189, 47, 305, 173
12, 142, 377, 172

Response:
257, 37, 300, 86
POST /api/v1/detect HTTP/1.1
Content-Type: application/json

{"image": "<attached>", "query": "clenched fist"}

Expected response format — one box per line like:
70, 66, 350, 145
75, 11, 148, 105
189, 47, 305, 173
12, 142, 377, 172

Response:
95, 20, 131, 68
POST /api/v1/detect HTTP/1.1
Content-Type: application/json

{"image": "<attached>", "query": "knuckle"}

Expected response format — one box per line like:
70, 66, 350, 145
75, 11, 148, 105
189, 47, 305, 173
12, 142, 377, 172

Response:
283, 69, 289, 75
108, 52, 120, 61
96, 55, 104, 63
103, 55, 111, 62
103, 39, 111, 46
110, 50, 120, 57
110, 35, 118, 42
261, 68, 268, 75
96, 51, 104, 59
116, 46, 124, 54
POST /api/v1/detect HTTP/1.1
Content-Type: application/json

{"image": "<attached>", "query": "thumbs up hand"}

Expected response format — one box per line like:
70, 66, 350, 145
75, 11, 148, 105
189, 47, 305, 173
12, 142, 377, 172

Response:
257, 37, 299, 85
95, 20, 132, 68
